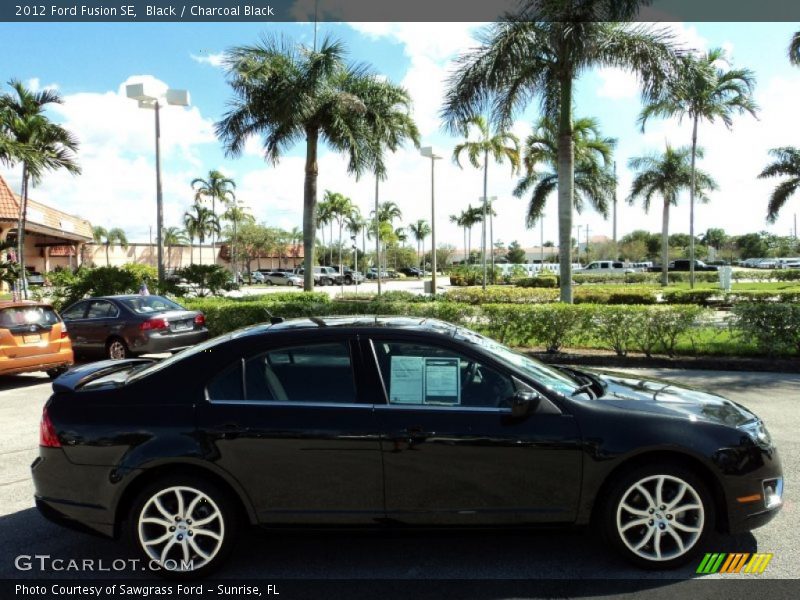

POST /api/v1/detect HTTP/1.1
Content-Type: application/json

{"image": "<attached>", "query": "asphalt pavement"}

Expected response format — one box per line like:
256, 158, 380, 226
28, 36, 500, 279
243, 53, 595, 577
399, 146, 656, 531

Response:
0, 368, 797, 587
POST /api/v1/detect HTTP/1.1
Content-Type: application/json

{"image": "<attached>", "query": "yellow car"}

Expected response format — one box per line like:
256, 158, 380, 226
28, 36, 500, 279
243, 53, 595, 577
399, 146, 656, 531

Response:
0, 301, 74, 378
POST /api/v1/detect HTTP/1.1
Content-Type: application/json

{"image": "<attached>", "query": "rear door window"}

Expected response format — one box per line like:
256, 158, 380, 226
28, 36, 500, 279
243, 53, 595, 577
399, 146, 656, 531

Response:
0, 306, 60, 329
61, 302, 88, 320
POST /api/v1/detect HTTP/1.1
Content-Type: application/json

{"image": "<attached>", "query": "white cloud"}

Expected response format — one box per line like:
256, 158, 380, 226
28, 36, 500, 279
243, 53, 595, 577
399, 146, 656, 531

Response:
190, 52, 225, 68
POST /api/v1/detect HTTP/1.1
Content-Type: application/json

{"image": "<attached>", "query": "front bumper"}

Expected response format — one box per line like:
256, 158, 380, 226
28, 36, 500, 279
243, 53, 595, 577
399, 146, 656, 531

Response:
718, 445, 784, 534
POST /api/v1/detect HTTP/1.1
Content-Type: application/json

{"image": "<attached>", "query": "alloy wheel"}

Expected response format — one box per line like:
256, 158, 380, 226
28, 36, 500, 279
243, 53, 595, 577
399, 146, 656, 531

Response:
137, 486, 225, 572
616, 474, 704, 562
108, 340, 128, 360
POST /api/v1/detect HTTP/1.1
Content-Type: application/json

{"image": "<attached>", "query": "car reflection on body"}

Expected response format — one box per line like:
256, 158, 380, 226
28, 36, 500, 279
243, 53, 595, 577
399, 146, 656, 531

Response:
32, 317, 782, 577
60, 294, 208, 359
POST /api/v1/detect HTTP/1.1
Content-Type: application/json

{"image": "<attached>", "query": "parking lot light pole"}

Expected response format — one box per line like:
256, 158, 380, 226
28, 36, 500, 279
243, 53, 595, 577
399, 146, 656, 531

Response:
126, 84, 190, 289
421, 147, 442, 295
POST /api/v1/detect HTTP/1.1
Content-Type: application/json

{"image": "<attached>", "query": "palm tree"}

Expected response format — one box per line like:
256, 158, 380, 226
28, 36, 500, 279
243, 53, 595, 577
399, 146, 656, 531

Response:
758, 147, 800, 224
316, 196, 332, 265
514, 116, 616, 227
639, 47, 757, 287
162, 227, 188, 270
790, 31, 800, 65
627, 145, 717, 286
191, 170, 236, 264
442, 1, 679, 302
462, 204, 483, 264
216, 35, 416, 291
183, 211, 198, 265
0, 80, 81, 297
183, 204, 219, 265
222, 203, 254, 274
453, 114, 520, 287
324, 190, 355, 272
408, 219, 431, 272
371, 200, 402, 274
93, 226, 129, 267
450, 211, 469, 264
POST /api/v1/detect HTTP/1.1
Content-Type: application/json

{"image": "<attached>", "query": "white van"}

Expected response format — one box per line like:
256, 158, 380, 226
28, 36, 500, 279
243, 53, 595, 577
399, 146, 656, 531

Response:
574, 260, 636, 274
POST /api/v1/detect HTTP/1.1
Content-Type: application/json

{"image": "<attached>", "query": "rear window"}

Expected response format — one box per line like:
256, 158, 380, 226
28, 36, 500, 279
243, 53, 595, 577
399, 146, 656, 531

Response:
119, 296, 184, 314
0, 306, 60, 328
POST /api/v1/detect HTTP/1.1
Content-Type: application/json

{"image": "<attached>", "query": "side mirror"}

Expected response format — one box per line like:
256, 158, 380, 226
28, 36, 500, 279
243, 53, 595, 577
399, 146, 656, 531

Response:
510, 390, 541, 418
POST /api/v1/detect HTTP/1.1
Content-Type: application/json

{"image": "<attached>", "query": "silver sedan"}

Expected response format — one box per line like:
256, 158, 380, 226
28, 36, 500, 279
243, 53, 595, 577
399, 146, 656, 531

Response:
263, 271, 303, 286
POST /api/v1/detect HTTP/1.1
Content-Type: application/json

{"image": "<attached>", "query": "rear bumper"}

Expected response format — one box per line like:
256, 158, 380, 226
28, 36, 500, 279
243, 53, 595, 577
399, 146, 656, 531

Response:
128, 328, 209, 354
31, 449, 117, 538
0, 348, 73, 376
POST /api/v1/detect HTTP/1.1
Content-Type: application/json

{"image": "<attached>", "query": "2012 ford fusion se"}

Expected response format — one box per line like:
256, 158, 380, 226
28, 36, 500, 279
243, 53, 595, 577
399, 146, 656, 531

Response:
32, 317, 783, 577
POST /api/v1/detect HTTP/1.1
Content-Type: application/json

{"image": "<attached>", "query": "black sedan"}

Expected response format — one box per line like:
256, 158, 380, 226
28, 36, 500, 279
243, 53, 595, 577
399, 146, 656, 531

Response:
60, 295, 209, 359
32, 317, 782, 577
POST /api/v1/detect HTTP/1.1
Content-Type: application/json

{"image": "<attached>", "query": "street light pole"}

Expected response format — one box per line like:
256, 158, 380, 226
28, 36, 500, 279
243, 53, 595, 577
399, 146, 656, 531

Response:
126, 84, 189, 290
154, 99, 165, 286
421, 147, 441, 295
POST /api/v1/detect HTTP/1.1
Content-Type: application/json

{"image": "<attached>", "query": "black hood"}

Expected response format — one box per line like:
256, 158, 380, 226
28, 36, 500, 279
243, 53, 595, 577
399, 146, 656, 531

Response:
576, 369, 757, 428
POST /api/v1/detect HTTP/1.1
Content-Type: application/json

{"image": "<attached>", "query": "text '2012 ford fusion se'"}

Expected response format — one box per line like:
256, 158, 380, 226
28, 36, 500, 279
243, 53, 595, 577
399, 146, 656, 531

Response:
32, 317, 783, 577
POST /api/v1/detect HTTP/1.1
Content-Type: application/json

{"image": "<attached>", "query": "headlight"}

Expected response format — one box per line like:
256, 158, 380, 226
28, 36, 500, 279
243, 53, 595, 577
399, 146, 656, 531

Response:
739, 419, 772, 446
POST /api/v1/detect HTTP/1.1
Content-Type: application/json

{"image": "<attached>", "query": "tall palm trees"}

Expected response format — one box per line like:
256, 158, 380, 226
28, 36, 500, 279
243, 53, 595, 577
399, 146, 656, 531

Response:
222, 202, 253, 274
758, 147, 800, 224
442, 1, 678, 302
324, 190, 355, 273
452, 115, 520, 287
191, 170, 236, 264
162, 227, 188, 270
627, 145, 717, 286
183, 204, 219, 265
0, 80, 80, 297
372, 200, 402, 275
450, 205, 483, 264
216, 35, 417, 291
639, 47, 757, 287
92, 226, 129, 267
408, 219, 431, 272
514, 116, 615, 231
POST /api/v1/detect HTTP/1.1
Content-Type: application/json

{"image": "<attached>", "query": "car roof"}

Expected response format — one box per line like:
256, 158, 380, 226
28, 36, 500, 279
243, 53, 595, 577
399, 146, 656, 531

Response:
0, 300, 53, 309
236, 316, 458, 339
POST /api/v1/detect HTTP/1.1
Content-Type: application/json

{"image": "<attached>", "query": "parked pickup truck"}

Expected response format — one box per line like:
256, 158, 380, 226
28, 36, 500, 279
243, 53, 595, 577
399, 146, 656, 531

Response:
647, 259, 719, 272
574, 260, 638, 274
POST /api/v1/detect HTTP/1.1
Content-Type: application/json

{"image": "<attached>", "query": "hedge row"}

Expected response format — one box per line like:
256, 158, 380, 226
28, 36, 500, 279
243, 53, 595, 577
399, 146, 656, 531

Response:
729, 303, 800, 356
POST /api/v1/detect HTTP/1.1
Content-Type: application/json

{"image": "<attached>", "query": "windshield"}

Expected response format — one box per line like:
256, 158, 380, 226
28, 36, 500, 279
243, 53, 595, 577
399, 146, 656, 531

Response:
119, 296, 185, 314
0, 306, 60, 329
453, 327, 582, 397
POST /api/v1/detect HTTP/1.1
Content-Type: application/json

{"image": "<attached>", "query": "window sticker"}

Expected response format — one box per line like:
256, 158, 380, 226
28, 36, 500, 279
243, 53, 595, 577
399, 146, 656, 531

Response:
389, 356, 424, 404
424, 357, 461, 405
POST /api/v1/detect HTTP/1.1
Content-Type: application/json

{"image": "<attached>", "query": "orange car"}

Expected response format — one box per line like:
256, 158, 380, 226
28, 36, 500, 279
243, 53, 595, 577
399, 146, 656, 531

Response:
0, 301, 74, 378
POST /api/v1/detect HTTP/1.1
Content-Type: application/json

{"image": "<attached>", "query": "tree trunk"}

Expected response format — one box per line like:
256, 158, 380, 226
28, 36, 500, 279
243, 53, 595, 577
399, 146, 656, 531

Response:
489, 202, 495, 283
557, 73, 575, 303
463, 229, 467, 265
661, 198, 670, 287
16, 164, 28, 298
303, 127, 319, 291
106, 243, 110, 267
689, 116, 698, 289
481, 149, 488, 290
375, 174, 381, 295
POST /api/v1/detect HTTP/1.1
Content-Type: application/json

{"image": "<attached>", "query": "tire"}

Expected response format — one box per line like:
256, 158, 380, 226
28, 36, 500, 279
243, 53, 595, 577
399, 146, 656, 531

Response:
46, 366, 68, 379
106, 337, 130, 360
344, 276, 353, 285
127, 475, 238, 579
599, 464, 714, 569
265, 280, 273, 286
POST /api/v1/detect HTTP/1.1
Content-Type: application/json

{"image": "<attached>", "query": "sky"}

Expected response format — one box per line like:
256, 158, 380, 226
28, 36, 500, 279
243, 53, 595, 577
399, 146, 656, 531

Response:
0, 20, 799, 250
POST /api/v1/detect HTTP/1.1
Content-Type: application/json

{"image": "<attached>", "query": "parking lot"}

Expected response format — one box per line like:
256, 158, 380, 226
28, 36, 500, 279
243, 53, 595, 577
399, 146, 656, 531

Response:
0, 368, 796, 582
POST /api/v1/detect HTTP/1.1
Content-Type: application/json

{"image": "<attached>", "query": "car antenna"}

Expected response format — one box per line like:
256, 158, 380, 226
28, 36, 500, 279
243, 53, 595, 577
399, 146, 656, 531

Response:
263, 309, 284, 325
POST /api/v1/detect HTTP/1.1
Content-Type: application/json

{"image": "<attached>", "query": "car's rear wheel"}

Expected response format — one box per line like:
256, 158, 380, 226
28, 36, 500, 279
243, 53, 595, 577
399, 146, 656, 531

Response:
46, 366, 68, 379
601, 465, 713, 569
265, 280, 273, 286
128, 476, 237, 579
106, 337, 130, 360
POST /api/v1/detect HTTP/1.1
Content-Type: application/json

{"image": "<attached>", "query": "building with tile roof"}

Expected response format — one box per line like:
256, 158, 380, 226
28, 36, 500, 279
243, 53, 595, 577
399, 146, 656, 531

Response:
0, 174, 93, 275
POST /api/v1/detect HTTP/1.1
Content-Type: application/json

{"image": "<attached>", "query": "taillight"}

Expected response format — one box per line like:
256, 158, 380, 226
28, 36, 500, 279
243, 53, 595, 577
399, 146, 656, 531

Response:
60, 323, 69, 339
140, 318, 169, 331
40, 406, 61, 448
194, 314, 205, 326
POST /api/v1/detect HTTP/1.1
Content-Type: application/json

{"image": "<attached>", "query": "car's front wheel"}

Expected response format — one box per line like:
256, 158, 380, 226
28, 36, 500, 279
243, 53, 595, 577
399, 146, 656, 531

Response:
128, 476, 237, 578
601, 464, 713, 569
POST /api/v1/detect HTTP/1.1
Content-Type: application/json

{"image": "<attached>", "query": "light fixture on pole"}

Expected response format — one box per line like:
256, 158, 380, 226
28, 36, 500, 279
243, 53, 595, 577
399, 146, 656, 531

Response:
420, 146, 442, 295
126, 83, 190, 288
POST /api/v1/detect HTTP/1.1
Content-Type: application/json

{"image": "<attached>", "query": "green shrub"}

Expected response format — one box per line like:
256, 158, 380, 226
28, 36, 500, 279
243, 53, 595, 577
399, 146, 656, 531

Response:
591, 306, 644, 356
574, 289, 657, 305
517, 275, 558, 288
477, 304, 594, 352
176, 264, 232, 296
445, 287, 558, 305
774, 269, 800, 282
662, 289, 723, 306
730, 303, 800, 356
